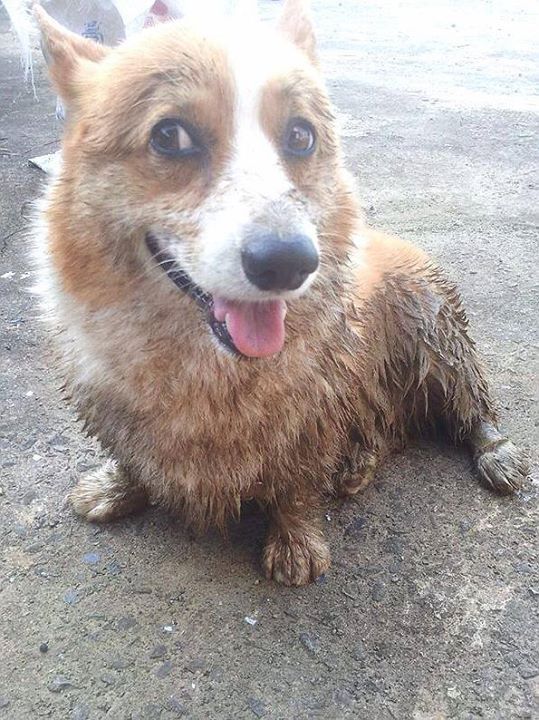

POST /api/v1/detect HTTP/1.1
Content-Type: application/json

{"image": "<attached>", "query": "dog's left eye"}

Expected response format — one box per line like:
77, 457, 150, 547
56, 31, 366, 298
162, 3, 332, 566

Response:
284, 119, 316, 157
150, 119, 199, 157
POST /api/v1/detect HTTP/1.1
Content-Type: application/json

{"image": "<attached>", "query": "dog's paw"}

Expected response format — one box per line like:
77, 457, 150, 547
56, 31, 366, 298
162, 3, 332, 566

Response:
68, 461, 147, 522
476, 439, 529, 495
263, 526, 331, 586
335, 446, 378, 497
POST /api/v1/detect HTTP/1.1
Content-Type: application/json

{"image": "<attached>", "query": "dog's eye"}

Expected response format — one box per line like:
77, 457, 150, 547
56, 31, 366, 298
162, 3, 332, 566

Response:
150, 119, 199, 157
284, 119, 316, 157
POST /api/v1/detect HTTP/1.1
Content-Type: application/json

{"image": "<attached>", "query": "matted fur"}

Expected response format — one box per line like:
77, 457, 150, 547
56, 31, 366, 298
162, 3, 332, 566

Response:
33, 1, 528, 585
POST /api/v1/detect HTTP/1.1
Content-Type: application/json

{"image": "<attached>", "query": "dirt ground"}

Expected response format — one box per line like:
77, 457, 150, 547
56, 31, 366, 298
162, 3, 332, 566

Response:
0, 2, 537, 719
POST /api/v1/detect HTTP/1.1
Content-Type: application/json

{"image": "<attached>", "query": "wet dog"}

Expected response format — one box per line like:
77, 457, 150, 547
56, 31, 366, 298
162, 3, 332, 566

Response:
33, 0, 528, 585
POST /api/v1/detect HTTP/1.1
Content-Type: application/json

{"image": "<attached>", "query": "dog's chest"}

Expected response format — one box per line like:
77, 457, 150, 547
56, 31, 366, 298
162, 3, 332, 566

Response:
81, 338, 350, 497
63, 295, 359, 505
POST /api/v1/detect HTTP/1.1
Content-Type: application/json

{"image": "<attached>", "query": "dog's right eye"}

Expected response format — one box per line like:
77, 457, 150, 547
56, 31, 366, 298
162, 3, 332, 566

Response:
150, 119, 200, 158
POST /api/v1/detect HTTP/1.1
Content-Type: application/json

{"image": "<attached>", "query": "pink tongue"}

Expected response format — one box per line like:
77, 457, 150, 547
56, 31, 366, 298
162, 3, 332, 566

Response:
213, 297, 287, 358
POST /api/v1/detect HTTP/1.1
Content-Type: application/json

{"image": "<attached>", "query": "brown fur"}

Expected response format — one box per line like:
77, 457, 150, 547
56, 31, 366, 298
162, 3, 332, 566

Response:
34, 3, 528, 586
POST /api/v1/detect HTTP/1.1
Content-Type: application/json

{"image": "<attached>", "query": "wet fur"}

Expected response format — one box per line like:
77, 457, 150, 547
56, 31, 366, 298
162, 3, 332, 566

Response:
34, 2, 528, 585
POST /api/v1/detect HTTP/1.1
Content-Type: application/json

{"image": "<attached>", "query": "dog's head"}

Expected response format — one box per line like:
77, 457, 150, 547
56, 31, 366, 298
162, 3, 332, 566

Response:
37, 0, 359, 359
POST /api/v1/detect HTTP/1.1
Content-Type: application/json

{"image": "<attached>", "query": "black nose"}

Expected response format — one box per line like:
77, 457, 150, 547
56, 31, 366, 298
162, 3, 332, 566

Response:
241, 233, 319, 292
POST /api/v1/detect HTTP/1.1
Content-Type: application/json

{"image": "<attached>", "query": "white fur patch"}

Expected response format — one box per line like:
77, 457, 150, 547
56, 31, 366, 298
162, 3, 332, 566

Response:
31, 176, 112, 389
186, 26, 320, 302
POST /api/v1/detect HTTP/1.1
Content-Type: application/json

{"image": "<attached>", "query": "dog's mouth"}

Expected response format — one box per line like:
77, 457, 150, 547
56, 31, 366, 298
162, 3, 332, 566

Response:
145, 233, 287, 358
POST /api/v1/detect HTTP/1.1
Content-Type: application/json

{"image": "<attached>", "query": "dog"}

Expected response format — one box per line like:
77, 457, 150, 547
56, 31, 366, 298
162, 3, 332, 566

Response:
33, 0, 528, 586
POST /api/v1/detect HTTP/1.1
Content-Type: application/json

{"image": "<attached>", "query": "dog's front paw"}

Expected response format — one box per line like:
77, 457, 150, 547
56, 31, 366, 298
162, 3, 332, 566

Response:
69, 461, 147, 522
263, 526, 331, 586
476, 439, 529, 495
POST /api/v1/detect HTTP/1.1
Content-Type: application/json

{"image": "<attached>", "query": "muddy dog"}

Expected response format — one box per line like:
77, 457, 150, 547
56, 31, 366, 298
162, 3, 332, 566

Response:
33, 1, 528, 585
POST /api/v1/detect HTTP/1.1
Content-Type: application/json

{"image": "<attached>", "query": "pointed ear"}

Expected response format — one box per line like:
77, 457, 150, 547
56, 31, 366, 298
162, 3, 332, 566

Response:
278, 0, 317, 66
33, 4, 109, 105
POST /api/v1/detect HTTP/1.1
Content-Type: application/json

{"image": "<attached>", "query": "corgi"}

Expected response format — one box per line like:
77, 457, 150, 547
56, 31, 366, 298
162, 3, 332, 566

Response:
33, 0, 528, 586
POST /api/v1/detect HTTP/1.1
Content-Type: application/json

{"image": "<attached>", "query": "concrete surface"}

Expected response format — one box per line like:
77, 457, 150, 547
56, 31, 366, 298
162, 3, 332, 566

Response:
1, 1, 538, 718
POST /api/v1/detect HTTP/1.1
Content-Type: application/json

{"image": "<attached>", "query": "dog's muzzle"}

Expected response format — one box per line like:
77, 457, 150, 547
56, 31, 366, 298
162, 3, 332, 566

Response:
145, 233, 241, 356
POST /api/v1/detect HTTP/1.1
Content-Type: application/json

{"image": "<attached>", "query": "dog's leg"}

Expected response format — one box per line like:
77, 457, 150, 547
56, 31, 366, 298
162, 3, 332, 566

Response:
262, 503, 330, 586
69, 459, 148, 522
400, 269, 530, 494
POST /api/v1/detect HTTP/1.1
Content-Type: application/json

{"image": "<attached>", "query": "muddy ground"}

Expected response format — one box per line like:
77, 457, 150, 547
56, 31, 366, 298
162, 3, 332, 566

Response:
0, 1, 537, 718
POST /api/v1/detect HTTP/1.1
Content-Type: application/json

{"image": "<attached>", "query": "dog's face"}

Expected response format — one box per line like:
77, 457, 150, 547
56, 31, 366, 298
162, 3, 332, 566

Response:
38, 1, 356, 359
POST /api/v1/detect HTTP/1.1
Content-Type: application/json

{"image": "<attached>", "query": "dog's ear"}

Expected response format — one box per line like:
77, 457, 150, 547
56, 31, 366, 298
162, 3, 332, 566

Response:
278, 0, 317, 66
33, 4, 109, 105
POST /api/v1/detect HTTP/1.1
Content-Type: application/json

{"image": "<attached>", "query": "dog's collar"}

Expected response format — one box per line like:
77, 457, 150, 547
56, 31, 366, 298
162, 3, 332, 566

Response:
145, 233, 241, 357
